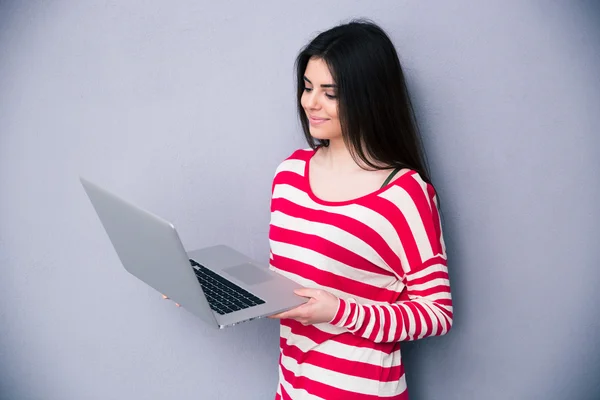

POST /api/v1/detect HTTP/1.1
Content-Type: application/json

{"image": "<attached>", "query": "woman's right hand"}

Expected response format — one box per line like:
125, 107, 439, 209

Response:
162, 294, 180, 307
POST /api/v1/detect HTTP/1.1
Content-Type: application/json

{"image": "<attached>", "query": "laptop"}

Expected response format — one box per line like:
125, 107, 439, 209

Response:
80, 177, 306, 329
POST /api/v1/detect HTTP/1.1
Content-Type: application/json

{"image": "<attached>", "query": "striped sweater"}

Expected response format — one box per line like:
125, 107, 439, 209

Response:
269, 148, 453, 400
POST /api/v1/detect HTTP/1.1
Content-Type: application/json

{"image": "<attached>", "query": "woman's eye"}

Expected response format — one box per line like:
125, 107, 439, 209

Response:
303, 87, 336, 99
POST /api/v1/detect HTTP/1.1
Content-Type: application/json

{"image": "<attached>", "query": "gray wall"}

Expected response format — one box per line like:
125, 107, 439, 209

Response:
1, 1, 599, 399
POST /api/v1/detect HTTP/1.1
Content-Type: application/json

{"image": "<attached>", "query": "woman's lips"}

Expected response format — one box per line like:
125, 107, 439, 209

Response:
309, 116, 329, 125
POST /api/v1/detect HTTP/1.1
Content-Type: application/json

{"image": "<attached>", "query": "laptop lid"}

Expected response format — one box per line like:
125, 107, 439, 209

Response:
80, 177, 218, 326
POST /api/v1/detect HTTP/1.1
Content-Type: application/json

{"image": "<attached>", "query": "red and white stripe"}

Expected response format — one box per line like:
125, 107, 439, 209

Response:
270, 149, 453, 400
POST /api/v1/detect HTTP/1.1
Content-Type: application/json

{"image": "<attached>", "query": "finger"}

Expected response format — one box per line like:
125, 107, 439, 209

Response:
162, 294, 169, 299
269, 311, 290, 320
294, 288, 318, 298
268, 311, 287, 319
270, 308, 302, 320
175, 303, 180, 307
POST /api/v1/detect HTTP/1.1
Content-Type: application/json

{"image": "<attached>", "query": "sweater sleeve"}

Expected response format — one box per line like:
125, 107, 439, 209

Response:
329, 177, 453, 343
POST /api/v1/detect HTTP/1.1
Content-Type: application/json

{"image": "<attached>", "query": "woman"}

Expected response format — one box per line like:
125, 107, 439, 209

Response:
267, 20, 453, 399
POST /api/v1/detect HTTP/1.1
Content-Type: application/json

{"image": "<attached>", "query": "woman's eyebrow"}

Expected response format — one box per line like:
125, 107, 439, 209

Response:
304, 76, 337, 88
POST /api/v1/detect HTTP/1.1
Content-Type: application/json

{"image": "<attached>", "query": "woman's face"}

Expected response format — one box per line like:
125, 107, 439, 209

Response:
301, 57, 342, 142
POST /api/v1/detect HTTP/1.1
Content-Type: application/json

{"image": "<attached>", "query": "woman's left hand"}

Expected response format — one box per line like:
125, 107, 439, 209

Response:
268, 288, 339, 325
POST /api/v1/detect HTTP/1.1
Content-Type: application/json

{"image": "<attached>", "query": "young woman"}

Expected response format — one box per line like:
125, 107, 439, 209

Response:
267, 20, 453, 399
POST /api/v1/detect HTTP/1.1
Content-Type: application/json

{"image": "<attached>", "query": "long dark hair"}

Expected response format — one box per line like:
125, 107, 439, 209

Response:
295, 19, 432, 185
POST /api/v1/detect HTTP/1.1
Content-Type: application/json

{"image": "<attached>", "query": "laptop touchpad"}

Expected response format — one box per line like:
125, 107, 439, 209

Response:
223, 263, 273, 286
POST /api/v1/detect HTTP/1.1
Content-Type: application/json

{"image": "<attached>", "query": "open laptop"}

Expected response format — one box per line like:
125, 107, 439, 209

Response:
80, 177, 306, 329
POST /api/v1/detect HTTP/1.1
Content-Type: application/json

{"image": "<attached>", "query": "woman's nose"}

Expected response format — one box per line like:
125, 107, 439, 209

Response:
306, 92, 321, 110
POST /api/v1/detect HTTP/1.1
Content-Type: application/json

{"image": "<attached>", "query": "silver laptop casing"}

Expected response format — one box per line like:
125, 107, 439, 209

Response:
80, 177, 306, 328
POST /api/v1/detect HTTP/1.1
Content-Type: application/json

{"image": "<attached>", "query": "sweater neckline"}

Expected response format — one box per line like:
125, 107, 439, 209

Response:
303, 148, 416, 206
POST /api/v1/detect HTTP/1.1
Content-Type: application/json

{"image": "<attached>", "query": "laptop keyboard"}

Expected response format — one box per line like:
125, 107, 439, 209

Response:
189, 259, 266, 315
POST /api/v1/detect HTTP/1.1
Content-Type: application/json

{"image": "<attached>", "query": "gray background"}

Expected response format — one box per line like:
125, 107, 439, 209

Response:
1, 1, 599, 399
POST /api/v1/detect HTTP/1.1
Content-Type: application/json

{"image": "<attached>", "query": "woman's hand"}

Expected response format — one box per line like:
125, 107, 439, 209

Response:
162, 294, 180, 307
268, 288, 339, 325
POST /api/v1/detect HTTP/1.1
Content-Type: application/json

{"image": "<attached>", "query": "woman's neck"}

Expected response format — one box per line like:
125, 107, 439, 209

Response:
318, 137, 387, 171
318, 138, 361, 172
